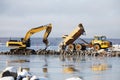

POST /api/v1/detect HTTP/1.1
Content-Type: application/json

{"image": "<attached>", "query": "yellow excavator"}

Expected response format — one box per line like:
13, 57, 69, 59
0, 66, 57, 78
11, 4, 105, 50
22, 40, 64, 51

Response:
59, 23, 112, 51
6, 23, 52, 54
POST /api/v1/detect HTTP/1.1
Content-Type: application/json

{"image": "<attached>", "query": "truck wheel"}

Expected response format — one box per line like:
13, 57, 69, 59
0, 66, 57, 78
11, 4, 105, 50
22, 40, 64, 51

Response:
94, 44, 101, 50
75, 44, 82, 51
68, 44, 75, 51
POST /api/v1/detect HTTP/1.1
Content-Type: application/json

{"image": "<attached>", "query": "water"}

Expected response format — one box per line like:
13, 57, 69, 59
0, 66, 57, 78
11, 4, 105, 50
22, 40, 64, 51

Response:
0, 55, 120, 80
0, 38, 120, 80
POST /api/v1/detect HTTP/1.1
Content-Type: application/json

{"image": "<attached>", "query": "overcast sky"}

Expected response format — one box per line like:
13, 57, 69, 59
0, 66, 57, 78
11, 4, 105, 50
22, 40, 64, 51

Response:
0, 0, 120, 38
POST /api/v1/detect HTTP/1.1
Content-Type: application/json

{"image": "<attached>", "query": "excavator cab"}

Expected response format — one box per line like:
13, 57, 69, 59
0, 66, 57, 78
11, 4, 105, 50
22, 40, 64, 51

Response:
6, 38, 31, 48
21, 38, 31, 47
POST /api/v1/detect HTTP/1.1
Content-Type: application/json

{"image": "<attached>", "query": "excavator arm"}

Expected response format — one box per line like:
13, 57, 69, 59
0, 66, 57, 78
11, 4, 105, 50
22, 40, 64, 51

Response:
23, 23, 52, 47
43, 25, 52, 47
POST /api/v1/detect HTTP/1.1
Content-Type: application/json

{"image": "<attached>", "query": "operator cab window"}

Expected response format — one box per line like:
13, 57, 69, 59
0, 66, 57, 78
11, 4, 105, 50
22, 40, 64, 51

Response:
101, 36, 106, 41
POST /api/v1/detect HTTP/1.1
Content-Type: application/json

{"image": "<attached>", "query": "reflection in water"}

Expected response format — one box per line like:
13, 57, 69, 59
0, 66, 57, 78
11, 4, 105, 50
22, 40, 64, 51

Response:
43, 67, 48, 73
59, 54, 113, 80
60, 55, 80, 74
6, 59, 30, 64
63, 66, 78, 73
60, 54, 83, 80
91, 56, 112, 71
91, 63, 108, 71
0, 55, 119, 80
43, 55, 49, 78
43, 55, 48, 67
43, 67, 49, 78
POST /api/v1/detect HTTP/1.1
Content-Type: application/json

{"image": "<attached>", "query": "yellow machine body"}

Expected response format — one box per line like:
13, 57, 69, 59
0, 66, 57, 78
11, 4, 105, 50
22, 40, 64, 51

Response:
6, 40, 26, 48
91, 36, 112, 50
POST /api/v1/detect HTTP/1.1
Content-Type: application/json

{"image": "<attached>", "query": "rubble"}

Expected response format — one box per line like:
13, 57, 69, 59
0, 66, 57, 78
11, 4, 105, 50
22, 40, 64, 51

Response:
0, 66, 40, 80
0, 49, 120, 57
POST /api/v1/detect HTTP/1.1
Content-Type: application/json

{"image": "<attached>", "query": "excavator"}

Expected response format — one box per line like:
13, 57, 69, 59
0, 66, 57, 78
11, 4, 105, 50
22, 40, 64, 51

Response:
6, 23, 52, 54
59, 23, 112, 51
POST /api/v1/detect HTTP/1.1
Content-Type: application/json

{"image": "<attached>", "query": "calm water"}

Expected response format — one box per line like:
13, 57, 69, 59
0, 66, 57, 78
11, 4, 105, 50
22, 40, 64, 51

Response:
0, 38, 120, 80
0, 55, 120, 80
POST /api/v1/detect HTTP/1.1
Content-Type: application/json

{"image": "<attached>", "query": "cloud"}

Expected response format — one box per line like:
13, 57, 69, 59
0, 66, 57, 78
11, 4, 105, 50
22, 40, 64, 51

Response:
0, 0, 120, 38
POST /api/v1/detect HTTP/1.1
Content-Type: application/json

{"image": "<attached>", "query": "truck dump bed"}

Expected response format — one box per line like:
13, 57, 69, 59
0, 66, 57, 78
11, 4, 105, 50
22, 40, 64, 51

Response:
62, 23, 85, 46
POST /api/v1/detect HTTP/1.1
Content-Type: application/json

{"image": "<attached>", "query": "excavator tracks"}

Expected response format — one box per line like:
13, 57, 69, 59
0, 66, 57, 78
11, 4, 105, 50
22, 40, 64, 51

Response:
9, 49, 36, 55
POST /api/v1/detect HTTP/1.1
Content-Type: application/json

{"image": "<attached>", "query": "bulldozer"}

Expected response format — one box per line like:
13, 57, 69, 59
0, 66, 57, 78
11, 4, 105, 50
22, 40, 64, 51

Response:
59, 23, 112, 51
6, 23, 52, 54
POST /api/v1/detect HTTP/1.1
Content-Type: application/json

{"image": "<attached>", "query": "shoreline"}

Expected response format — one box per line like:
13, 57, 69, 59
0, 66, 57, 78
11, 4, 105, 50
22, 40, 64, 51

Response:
0, 49, 120, 57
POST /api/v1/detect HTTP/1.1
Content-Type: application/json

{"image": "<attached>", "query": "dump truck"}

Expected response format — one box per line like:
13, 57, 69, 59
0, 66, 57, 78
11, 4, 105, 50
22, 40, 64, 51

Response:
59, 23, 112, 51
6, 23, 52, 54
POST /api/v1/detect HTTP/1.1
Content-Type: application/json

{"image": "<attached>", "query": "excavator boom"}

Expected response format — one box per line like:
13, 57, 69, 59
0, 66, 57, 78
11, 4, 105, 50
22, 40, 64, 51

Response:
23, 23, 52, 46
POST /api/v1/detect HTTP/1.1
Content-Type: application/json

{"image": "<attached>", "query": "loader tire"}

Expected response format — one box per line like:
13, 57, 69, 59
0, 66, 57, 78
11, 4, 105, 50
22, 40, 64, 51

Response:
94, 44, 101, 51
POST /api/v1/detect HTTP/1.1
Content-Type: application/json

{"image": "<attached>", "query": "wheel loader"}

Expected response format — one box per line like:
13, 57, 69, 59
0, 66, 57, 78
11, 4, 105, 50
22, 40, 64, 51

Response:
59, 23, 112, 51
91, 36, 112, 50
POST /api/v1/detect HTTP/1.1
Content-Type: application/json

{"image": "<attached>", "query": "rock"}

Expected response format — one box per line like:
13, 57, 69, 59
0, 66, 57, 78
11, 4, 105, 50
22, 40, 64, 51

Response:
17, 67, 32, 80
0, 76, 14, 80
30, 75, 39, 80
97, 49, 105, 53
3, 67, 17, 73
1, 70, 11, 77
0, 66, 17, 79
65, 77, 82, 80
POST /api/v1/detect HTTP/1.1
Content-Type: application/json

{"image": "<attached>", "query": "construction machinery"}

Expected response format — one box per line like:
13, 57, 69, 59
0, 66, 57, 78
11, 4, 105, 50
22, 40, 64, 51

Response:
6, 23, 52, 54
59, 23, 112, 51
91, 36, 112, 50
